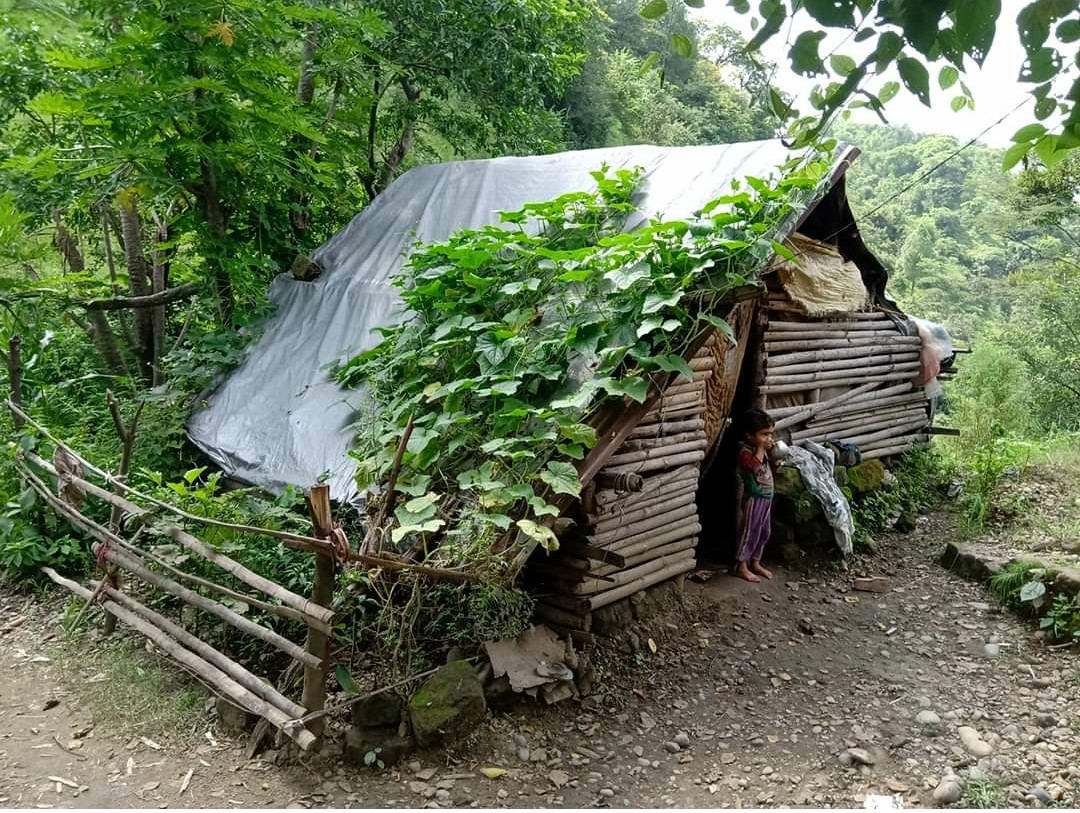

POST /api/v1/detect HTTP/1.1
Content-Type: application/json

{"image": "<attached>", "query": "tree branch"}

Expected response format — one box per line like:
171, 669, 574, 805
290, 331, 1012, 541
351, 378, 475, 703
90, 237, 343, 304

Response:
84, 282, 199, 311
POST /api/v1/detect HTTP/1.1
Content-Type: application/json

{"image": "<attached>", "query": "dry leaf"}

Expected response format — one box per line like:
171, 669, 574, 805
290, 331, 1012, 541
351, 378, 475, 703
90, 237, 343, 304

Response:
179, 768, 193, 795
480, 767, 508, 779
647, 637, 657, 654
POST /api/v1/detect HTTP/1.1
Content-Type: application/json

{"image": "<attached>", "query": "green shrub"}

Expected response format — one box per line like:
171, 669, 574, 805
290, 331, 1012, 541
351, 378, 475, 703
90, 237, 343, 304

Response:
849, 448, 951, 546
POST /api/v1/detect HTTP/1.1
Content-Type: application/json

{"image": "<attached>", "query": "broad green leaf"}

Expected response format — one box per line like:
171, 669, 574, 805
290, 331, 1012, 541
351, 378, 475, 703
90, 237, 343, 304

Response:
897, 57, 931, 106
829, 54, 857, 77
539, 460, 581, 496
950, 95, 967, 112
871, 31, 903, 73
700, 312, 737, 345
682, 0, 705, 6
1058, 19, 1080, 42
671, 33, 693, 59
559, 422, 598, 446
527, 496, 561, 517
878, 81, 900, 103
650, 353, 695, 383
938, 65, 960, 90
1001, 141, 1030, 170
640, 0, 668, 19
771, 240, 796, 261
642, 290, 681, 314
604, 376, 650, 403
605, 264, 650, 290
1020, 580, 1046, 602
335, 664, 360, 694
1011, 123, 1047, 143
1034, 98, 1057, 120
390, 518, 444, 544
516, 519, 559, 551
789, 31, 827, 76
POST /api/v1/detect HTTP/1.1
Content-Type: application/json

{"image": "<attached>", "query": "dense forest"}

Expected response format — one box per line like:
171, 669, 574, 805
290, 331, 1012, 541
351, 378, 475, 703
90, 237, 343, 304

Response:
0, 0, 1077, 588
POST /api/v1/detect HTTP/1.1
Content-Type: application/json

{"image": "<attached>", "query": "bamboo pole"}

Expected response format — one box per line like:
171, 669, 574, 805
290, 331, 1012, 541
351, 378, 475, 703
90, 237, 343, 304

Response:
608, 519, 702, 555
96, 544, 321, 669
591, 502, 699, 547
662, 381, 706, 399
804, 400, 926, 430
640, 404, 704, 423
573, 548, 696, 596
23, 452, 335, 627
762, 371, 916, 395
844, 420, 929, 447
765, 336, 921, 352
627, 418, 704, 439
90, 579, 307, 719
689, 357, 715, 372
534, 602, 590, 632
593, 471, 644, 492
605, 439, 706, 467
594, 479, 698, 520
620, 431, 704, 452
765, 352, 919, 376
602, 449, 705, 475
592, 489, 697, 535
771, 382, 883, 428
764, 361, 921, 386
303, 484, 335, 740
557, 541, 626, 569
41, 567, 316, 751
792, 407, 927, 441
649, 390, 704, 410
861, 440, 927, 460
767, 345, 918, 369
536, 591, 591, 615
764, 329, 904, 342
858, 432, 929, 451
766, 319, 898, 331
593, 464, 699, 506
587, 559, 696, 610
807, 389, 927, 422
594, 536, 697, 577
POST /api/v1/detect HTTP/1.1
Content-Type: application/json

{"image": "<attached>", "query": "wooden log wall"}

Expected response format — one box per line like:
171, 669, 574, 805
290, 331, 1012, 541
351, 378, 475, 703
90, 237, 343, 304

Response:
531, 337, 717, 640
761, 291, 934, 461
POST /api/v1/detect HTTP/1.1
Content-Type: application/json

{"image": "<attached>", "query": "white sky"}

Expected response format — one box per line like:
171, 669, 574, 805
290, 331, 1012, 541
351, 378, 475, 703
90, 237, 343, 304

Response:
689, 0, 1037, 147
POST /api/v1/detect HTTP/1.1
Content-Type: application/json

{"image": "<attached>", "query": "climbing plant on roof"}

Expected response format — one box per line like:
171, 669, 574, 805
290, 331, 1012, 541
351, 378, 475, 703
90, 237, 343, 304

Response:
336, 154, 830, 578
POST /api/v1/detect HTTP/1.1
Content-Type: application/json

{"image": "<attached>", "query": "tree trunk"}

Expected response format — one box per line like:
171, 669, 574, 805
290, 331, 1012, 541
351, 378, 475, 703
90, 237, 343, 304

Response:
149, 211, 168, 386
53, 216, 84, 273
117, 194, 155, 379
198, 156, 233, 324
375, 79, 421, 193
296, 22, 319, 104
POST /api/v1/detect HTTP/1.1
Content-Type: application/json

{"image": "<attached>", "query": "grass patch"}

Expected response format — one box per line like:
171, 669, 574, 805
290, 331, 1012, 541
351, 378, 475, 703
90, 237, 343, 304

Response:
961, 777, 1006, 809
53, 610, 206, 740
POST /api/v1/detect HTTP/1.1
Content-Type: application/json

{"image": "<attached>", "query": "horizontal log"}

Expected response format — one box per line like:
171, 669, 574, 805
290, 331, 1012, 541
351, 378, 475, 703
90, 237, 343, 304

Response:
534, 591, 591, 615
766, 319, 899, 331
528, 559, 615, 584
766, 344, 923, 369
587, 559, 696, 610
640, 404, 704, 423
605, 439, 707, 468
689, 357, 715, 372
692, 370, 714, 382
99, 545, 322, 670
858, 432, 929, 452
762, 371, 917, 395
766, 352, 919, 376
93, 579, 306, 719
593, 464, 699, 508
618, 432, 705, 452
602, 449, 705, 475
792, 407, 927, 441
809, 389, 928, 422
771, 381, 883, 428
557, 541, 626, 569
593, 471, 644, 492
41, 567, 316, 750
844, 418, 929, 447
594, 479, 698, 521
608, 518, 702, 557
929, 425, 960, 436
594, 536, 698, 577
765, 336, 921, 353
764, 329, 904, 342
593, 490, 697, 536
627, 418, 704, 440
803, 402, 927, 431
663, 381, 706, 399
764, 361, 921, 386
590, 501, 699, 548
650, 390, 704, 410
573, 548, 696, 596
534, 602, 591, 632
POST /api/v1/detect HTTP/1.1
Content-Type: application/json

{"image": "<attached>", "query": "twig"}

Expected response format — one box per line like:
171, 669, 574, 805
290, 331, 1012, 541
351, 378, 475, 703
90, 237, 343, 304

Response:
52, 734, 88, 761
361, 413, 414, 555
83, 282, 199, 311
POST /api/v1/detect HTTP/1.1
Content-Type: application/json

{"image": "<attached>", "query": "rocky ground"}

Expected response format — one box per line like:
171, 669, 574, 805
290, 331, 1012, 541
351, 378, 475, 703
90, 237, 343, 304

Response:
2, 503, 1078, 809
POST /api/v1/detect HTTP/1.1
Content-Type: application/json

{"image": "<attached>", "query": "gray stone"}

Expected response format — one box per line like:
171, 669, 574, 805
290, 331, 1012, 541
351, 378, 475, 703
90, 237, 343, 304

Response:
351, 692, 402, 729
663, 741, 681, 754
932, 779, 963, 804
408, 660, 487, 748
915, 709, 943, 736
1028, 787, 1051, 804
216, 697, 257, 732
343, 726, 415, 768
484, 675, 516, 712
982, 643, 1001, 658
1035, 712, 1057, 728
674, 732, 691, 748
957, 726, 993, 757
838, 748, 874, 767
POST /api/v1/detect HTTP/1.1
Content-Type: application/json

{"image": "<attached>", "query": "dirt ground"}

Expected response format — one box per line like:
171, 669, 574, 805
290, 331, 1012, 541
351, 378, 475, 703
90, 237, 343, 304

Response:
2, 504, 1078, 809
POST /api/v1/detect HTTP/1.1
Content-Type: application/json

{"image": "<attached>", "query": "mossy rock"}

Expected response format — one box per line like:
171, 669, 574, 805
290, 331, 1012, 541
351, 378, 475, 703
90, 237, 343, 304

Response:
407, 660, 486, 748
847, 460, 886, 494
773, 466, 806, 497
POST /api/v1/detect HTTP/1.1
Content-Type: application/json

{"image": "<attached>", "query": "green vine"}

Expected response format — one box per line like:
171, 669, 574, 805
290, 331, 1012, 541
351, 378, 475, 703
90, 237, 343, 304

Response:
336, 156, 830, 576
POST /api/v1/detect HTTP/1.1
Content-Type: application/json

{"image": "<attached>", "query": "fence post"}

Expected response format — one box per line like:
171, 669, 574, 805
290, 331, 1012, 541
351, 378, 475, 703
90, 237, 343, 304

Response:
303, 483, 335, 739
7, 335, 23, 430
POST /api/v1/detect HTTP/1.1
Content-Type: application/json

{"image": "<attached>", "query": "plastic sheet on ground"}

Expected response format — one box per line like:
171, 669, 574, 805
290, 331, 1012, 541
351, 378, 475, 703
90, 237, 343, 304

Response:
786, 440, 855, 556
188, 140, 857, 502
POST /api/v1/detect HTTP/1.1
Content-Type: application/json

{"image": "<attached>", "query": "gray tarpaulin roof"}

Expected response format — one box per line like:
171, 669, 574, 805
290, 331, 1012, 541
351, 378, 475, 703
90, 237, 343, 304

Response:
188, 140, 850, 501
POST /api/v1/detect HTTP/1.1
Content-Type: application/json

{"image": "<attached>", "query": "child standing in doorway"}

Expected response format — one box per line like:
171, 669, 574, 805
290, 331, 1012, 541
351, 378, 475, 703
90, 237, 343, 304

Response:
734, 408, 776, 583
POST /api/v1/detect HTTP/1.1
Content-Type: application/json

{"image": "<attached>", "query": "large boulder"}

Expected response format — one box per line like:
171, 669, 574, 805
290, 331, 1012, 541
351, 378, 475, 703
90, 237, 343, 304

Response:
847, 460, 886, 494
351, 691, 402, 729
407, 660, 486, 748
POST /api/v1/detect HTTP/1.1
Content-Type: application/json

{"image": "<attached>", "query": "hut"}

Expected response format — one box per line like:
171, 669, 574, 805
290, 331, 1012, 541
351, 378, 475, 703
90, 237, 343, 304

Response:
188, 140, 953, 643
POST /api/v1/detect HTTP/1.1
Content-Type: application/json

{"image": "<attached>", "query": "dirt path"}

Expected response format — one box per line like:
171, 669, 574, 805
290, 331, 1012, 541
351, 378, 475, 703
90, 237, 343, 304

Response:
2, 508, 1077, 809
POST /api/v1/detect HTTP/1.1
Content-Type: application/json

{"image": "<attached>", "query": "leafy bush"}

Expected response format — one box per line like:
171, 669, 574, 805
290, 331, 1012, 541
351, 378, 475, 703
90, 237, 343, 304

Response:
1040, 594, 1080, 643
849, 449, 952, 546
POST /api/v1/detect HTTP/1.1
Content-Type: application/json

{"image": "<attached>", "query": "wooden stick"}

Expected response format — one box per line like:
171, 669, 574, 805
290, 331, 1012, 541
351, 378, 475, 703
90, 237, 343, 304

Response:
303, 484, 335, 739
765, 336, 921, 353
590, 502, 699, 547
792, 407, 927, 441
587, 559, 696, 610
764, 329, 904, 342
688, 357, 715, 371
535, 591, 592, 615
627, 418, 704, 439
802, 402, 927, 433
593, 464, 699, 507
640, 404, 704, 422
594, 479, 698, 520
593, 471, 644, 491
763, 371, 916, 396
765, 361, 921, 386
858, 432, 929, 451
98, 545, 322, 669
592, 490, 697, 535
361, 413, 414, 556
662, 380, 706, 398
771, 382, 881, 429
649, 390, 704, 410
573, 548, 696, 596
90, 579, 306, 719
766, 319, 898, 331
861, 441, 926, 460
83, 282, 200, 311
604, 438, 706, 467
594, 536, 697, 577
23, 452, 334, 626
602, 449, 705, 475
766, 351, 919, 376
808, 390, 927, 422
767, 345, 920, 368
619, 431, 704, 452
6, 336, 24, 429
607, 519, 702, 555
557, 541, 626, 569
41, 567, 316, 750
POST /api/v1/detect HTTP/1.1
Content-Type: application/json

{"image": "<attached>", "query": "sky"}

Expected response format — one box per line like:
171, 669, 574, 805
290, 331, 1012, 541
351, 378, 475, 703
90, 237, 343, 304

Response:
689, 0, 1037, 147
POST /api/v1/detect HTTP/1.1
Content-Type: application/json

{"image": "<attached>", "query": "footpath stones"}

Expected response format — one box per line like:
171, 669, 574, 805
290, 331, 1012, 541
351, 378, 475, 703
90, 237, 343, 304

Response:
957, 726, 993, 758
932, 776, 963, 805
915, 709, 943, 736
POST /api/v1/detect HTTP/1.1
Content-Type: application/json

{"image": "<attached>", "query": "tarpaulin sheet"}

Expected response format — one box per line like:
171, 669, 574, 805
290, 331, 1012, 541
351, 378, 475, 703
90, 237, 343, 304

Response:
188, 141, 855, 501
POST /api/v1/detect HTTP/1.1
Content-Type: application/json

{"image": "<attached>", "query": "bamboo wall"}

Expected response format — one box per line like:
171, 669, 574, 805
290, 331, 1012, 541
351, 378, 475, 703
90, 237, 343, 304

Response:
760, 291, 932, 459
531, 336, 718, 642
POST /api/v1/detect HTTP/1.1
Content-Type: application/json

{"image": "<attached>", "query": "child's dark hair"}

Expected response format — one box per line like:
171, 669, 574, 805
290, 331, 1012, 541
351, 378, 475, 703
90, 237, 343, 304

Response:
741, 407, 775, 436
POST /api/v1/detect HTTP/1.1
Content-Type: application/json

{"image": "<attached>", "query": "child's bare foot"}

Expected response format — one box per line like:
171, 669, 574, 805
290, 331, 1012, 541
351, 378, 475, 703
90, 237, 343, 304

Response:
735, 562, 761, 583
750, 561, 774, 580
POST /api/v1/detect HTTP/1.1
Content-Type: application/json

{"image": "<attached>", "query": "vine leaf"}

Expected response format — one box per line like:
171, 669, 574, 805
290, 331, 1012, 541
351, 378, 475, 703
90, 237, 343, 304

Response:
517, 518, 559, 551
539, 460, 581, 496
